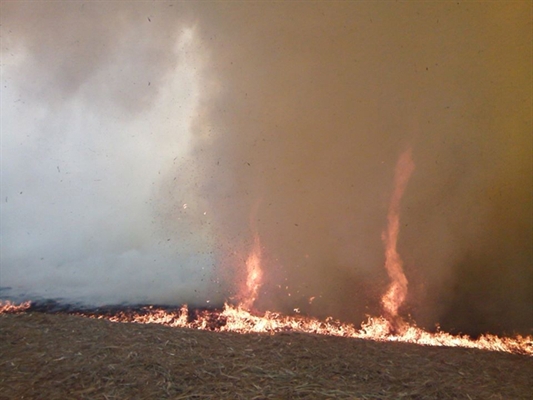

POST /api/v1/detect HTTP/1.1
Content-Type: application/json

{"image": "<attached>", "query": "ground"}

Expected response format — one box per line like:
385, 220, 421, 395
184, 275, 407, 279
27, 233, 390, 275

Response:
1, 312, 531, 399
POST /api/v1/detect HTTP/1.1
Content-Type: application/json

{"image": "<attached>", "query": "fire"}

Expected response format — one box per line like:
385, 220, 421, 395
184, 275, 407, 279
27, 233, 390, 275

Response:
0, 300, 31, 313
236, 199, 264, 311
2, 149, 531, 357
239, 233, 263, 310
381, 148, 415, 329
2, 300, 530, 356
76, 305, 533, 356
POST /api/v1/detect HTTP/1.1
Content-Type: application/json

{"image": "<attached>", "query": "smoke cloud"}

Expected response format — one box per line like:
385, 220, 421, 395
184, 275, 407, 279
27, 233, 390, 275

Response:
1, 3, 217, 306
1, 2, 531, 335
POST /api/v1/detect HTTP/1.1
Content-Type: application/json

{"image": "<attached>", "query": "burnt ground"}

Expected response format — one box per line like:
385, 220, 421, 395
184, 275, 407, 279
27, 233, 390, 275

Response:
0, 312, 532, 399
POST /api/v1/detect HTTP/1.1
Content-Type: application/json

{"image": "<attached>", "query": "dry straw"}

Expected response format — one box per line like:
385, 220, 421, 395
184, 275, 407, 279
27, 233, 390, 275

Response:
1, 312, 532, 399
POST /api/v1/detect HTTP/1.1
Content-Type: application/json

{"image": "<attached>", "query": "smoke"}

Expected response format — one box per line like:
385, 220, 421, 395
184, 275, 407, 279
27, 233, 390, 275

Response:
1, 3, 218, 306
2, 2, 531, 335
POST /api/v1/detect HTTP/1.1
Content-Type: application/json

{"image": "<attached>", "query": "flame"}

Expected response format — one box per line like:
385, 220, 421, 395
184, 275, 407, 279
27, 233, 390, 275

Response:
84, 304, 533, 356
2, 301, 529, 356
236, 199, 264, 310
239, 233, 263, 310
0, 300, 31, 313
381, 148, 415, 328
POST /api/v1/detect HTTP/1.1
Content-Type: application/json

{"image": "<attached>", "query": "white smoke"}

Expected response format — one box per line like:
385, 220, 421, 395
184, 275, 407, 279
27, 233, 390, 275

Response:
1, 7, 217, 305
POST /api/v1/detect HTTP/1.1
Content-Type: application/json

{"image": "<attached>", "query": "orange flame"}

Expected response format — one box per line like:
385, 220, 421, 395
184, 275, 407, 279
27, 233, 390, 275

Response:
0, 300, 31, 313
239, 233, 263, 310
381, 148, 415, 327
1, 301, 531, 356
236, 199, 264, 310
101, 305, 533, 355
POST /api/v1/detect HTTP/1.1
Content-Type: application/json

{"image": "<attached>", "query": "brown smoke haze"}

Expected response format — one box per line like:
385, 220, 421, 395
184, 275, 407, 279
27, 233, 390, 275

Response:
1, 2, 531, 336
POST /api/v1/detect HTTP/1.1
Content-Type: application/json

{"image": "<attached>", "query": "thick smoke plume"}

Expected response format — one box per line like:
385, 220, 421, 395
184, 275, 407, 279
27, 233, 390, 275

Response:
1, 2, 531, 335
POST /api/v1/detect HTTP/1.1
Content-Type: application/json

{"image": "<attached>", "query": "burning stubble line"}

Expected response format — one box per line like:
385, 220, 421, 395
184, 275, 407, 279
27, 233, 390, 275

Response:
1, 301, 532, 356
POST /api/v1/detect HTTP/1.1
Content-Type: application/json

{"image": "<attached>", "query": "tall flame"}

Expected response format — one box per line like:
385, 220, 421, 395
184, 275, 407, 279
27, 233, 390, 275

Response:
239, 233, 263, 310
237, 200, 264, 310
381, 148, 415, 327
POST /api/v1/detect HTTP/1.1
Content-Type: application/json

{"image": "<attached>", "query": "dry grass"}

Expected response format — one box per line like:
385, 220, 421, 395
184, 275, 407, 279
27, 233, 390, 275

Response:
1, 312, 532, 399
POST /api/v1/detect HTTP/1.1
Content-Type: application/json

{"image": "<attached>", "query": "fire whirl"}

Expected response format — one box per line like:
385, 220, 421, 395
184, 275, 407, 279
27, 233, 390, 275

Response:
381, 147, 415, 331
239, 233, 263, 311
237, 199, 264, 311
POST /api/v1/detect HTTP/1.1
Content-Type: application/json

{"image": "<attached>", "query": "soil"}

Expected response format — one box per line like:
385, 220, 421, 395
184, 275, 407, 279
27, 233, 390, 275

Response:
1, 312, 532, 399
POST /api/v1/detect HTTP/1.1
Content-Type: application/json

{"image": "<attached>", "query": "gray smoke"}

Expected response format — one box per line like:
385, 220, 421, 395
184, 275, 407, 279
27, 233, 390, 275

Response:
1, 2, 531, 335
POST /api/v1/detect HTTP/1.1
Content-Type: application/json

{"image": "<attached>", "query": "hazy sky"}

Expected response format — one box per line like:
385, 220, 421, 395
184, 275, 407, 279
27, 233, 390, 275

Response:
1, 2, 531, 335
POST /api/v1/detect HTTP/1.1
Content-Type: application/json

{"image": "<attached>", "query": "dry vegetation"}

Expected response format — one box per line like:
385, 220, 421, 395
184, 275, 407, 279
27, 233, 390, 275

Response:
1, 312, 532, 399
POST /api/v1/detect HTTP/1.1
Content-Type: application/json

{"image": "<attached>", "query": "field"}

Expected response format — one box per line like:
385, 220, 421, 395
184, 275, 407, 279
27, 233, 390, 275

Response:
1, 312, 532, 399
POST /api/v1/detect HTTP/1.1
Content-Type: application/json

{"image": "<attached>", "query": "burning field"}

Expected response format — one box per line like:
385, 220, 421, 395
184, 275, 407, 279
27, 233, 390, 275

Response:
2, 2, 532, 399
1, 304, 532, 400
